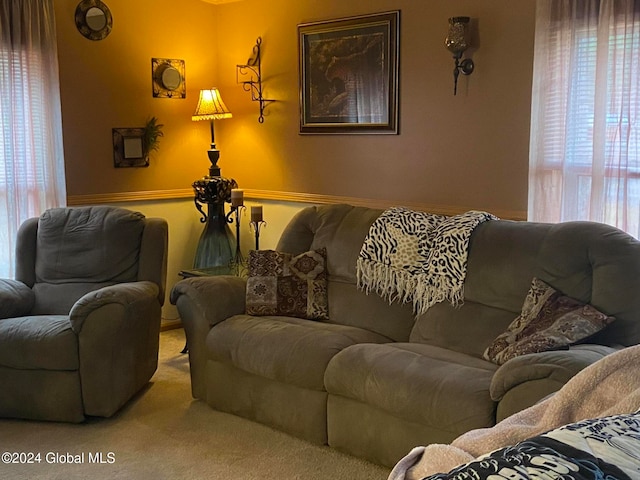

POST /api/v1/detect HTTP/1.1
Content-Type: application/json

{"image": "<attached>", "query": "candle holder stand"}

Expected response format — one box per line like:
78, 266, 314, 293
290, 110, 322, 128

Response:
226, 205, 247, 276
250, 220, 267, 250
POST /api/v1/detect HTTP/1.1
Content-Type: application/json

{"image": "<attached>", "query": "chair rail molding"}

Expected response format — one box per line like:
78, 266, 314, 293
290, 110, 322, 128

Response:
67, 188, 526, 221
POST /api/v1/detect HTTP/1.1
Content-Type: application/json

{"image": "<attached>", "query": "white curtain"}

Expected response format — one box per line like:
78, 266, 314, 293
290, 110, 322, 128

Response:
0, 0, 66, 276
529, 0, 640, 237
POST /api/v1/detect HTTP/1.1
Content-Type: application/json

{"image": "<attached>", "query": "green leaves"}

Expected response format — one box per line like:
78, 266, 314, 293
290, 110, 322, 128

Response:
143, 116, 164, 155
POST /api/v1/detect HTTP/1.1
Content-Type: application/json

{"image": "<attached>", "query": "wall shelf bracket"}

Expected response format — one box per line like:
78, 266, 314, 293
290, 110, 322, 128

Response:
236, 37, 274, 123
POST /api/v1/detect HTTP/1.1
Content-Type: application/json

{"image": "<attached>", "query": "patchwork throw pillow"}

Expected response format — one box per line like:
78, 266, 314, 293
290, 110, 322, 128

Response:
483, 277, 615, 365
246, 248, 329, 320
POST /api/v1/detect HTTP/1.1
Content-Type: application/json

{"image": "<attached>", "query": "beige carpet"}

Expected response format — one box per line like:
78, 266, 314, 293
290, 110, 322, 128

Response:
0, 329, 390, 480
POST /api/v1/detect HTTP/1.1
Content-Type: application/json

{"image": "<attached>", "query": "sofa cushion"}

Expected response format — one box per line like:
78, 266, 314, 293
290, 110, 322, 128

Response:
484, 277, 615, 365
0, 279, 35, 318
325, 343, 498, 434
463, 219, 640, 349
275, 204, 417, 342
31, 282, 115, 316
246, 248, 328, 320
207, 314, 390, 390
410, 300, 518, 357
0, 315, 78, 370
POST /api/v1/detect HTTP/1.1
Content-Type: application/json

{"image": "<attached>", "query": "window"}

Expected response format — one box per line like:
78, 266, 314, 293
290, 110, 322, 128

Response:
0, 0, 66, 276
529, 0, 640, 237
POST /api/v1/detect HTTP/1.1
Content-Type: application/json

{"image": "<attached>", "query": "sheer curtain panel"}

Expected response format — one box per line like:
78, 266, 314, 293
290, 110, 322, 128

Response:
0, 0, 66, 276
529, 0, 640, 237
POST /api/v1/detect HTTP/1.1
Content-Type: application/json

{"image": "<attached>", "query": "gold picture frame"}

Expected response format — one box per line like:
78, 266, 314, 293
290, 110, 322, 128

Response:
298, 11, 400, 134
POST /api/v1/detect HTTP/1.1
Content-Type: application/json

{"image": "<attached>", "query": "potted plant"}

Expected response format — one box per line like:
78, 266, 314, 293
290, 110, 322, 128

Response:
142, 116, 164, 161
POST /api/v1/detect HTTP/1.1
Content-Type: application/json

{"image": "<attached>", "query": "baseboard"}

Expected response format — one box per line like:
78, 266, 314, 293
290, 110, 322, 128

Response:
161, 318, 183, 332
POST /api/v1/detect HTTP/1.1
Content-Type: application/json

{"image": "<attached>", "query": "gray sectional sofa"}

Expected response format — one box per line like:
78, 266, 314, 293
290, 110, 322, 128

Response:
170, 204, 640, 467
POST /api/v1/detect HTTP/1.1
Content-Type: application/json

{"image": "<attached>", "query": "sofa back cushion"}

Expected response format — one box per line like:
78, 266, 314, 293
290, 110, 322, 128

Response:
410, 300, 518, 358
278, 205, 640, 350
277, 204, 415, 342
411, 219, 640, 354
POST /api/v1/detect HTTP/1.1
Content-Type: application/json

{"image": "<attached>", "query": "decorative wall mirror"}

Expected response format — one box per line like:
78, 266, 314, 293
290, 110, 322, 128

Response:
75, 0, 113, 41
152, 58, 186, 99
113, 128, 147, 168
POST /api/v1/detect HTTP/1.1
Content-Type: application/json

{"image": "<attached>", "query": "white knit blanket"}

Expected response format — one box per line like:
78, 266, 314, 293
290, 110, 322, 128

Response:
356, 207, 497, 316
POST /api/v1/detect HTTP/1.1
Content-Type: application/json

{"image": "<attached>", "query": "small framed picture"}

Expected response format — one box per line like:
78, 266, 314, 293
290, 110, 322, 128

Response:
112, 128, 148, 167
298, 11, 400, 134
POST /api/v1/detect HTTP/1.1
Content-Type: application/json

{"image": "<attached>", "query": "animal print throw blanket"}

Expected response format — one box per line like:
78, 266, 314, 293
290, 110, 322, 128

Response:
356, 207, 497, 316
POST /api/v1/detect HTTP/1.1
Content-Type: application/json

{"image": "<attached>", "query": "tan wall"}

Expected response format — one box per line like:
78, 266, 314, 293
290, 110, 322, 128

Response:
56, 0, 536, 319
55, 0, 220, 197
216, 0, 535, 219
57, 0, 535, 220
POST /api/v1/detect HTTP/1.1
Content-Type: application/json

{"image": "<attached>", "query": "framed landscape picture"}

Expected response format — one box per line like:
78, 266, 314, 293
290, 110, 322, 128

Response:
298, 11, 400, 134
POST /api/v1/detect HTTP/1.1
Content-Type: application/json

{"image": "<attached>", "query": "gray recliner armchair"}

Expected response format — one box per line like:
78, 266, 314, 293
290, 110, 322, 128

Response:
0, 206, 168, 422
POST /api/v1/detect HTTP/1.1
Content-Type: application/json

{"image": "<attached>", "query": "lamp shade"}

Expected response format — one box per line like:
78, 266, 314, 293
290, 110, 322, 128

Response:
192, 88, 233, 121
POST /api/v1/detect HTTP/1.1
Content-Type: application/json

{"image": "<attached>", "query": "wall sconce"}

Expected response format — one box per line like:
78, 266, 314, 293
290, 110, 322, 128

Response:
236, 37, 274, 123
444, 16, 475, 95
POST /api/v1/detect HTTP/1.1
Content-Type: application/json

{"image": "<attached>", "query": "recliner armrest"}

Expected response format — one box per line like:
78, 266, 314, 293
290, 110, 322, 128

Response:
490, 344, 620, 402
0, 279, 35, 319
69, 281, 159, 333
68, 280, 162, 417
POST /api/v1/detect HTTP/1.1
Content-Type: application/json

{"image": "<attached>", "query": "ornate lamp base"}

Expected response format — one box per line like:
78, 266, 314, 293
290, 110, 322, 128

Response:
192, 173, 238, 270
193, 202, 235, 270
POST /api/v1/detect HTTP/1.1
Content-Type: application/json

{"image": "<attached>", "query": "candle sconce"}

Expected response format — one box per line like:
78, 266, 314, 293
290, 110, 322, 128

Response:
236, 37, 274, 123
445, 16, 475, 95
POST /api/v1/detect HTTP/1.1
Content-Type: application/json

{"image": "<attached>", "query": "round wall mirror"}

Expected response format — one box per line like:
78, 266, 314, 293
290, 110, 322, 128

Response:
75, 0, 112, 41
157, 64, 182, 91
85, 7, 107, 31
152, 58, 186, 99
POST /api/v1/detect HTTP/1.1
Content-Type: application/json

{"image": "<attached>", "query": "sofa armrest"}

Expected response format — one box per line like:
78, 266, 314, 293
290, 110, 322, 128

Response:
69, 281, 160, 334
169, 275, 247, 399
490, 345, 619, 421
490, 344, 619, 402
170, 275, 247, 328
0, 279, 35, 319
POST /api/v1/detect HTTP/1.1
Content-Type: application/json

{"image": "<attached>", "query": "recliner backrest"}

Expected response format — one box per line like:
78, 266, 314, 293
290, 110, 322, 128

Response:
15, 206, 163, 315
